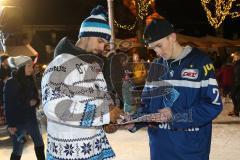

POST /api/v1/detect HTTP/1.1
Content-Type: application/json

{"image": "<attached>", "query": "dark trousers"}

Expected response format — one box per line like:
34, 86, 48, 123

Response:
231, 87, 240, 116
10, 120, 45, 159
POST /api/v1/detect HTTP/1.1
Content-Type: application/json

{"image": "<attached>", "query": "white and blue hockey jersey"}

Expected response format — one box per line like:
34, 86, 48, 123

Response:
137, 46, 222, 160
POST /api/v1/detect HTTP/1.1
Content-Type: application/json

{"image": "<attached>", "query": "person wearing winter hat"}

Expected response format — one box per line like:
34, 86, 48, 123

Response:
0, 54, 11, 125
42, 5, 121, 160
4, 55, 45, 160
7, 56, 33, 69
125, 18, 223, 160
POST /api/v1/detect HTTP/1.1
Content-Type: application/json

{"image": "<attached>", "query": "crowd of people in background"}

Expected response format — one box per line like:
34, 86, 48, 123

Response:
0, 54, 11, 126
214, 55, 240, 117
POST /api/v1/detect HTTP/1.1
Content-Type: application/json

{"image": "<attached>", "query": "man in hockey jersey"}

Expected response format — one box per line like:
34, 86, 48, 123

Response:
128, 18, 223, 160
41, 5, 121, 160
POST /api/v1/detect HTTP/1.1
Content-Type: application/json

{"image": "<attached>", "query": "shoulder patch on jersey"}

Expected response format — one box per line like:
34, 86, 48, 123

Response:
181, 69, 199, 79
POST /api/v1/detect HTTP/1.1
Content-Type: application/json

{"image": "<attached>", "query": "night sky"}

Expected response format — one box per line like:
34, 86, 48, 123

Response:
4, 0, 240, 39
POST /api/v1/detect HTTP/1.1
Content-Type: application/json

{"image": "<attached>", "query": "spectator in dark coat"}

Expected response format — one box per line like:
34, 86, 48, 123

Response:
0, 54, 11, 125
229, 59, 240, 116
217, 61, 234, 103
4, 56, 45, 160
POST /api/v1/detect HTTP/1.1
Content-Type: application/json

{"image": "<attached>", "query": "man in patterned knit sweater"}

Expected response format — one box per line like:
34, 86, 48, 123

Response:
41, 5, 121, 160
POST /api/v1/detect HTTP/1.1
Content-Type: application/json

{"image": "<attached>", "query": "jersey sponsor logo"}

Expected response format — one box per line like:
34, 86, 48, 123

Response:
203, 63, 214, 76
181, 69, 199, 79
158, 123, 171, 129
158, 123, 200, 132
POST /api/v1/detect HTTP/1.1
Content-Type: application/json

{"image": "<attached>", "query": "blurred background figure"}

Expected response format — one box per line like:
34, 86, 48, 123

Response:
132, 52, 147, 85
217, 58, 234, 103
0, 54, 11, 126
213, 52, 222, 71
122, 48, 147, 114
229, 59, 240, 117
33, 63, 43, 91
0, 54, 11, 81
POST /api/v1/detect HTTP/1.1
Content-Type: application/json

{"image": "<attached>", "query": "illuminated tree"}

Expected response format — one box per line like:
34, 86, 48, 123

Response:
201, 0, 240, 28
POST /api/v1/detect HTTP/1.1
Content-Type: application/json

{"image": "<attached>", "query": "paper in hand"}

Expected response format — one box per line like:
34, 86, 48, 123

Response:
116, 113, 164, 125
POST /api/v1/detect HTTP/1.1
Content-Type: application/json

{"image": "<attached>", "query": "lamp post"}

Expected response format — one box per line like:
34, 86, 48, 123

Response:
107, 0, 115, 52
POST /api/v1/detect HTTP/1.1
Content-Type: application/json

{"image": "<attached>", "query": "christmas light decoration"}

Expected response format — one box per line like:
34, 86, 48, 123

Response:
114, 19, 137, 30
114, 0, 154, 30
201, 0, 240, 29
230, 3, 240, 18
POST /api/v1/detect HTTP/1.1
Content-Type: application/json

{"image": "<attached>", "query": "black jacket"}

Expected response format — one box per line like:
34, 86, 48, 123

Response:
0, 66, 11, 106
3, 76, 39, 127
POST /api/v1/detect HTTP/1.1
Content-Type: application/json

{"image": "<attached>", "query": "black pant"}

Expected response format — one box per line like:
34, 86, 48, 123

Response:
10, 120, 45, 159
231, 87, 240, 115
